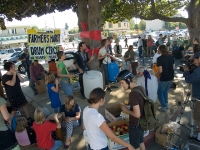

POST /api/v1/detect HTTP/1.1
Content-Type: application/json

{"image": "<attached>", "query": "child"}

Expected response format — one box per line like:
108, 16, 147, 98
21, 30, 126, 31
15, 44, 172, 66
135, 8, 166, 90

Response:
15, 117, 36, 146
33, 107, 62, 150
83, 88, 134, 150
45, 72, 62, 113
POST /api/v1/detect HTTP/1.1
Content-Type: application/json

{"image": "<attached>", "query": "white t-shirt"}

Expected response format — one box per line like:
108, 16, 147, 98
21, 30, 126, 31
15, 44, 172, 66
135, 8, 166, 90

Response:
99, 47, 111, 64
137, 75, 158, 102
152, 53, 161, 63
83, 106, 107, 149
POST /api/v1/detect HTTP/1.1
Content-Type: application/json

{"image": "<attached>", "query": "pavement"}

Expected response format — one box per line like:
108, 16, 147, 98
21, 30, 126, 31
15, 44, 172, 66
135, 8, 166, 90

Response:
1, 46, 200, 150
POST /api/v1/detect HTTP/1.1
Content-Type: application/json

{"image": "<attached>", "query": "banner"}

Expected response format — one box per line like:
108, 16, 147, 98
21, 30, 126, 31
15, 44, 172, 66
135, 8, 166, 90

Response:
27, 29, 60, 60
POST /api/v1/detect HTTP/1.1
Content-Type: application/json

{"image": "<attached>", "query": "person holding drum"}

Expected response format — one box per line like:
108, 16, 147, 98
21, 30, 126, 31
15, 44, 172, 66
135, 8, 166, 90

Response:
60, 95, 81, 149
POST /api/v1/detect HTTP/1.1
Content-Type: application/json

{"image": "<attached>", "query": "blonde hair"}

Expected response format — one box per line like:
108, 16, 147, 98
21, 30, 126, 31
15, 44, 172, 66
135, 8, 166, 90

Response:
16, 117, 27, 132
65, 95, 76, 112
34, 107, 46, 124
45, 72, 55, 84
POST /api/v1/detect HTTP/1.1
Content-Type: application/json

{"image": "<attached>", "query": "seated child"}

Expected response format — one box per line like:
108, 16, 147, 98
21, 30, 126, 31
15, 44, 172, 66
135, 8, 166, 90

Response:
33, 107, 62, 150
15, 117, 36, 146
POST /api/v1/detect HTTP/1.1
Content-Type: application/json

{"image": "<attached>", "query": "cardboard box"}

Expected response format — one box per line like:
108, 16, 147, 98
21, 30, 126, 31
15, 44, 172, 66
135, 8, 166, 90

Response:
35, 79, 46, 93
108, 120, 129, 150
105, 103, 122, 122
155, 125, 180, 147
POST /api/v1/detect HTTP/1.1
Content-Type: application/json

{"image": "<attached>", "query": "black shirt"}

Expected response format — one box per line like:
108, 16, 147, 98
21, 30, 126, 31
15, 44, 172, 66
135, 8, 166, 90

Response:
142, 39, 147, 47
157, 55, 174, 81
74, 50, 89, 71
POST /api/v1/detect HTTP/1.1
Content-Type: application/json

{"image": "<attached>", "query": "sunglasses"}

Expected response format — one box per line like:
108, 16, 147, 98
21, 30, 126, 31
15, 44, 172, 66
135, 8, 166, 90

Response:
195, 57, 199, 59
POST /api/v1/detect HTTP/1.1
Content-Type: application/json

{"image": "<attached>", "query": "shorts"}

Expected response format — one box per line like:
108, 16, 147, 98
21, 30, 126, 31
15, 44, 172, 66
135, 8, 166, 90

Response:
129, 126, 144, 149
193, 100, 200, 122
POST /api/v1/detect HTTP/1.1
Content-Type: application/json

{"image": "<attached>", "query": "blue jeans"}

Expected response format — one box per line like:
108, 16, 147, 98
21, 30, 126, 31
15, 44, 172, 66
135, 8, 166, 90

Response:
138, 46, 143, 58
102, 64, 109, 86
51, 140, 62, 150
157, 80, 173, 108
60, 79, 73, 96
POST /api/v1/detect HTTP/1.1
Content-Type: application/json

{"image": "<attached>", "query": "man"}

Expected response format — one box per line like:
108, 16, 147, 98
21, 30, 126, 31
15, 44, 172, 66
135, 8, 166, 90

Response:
137, 66, 158, 103
183, 33, 190, 45
193, 38, 199, 45
114, 41, 122, 57
57, 51, 74, 97
158, 34, 163, 45
183, 52, 200, 142
19, 48, 32, 80
74, 42, 94, 99
124, 45, 137, 72
138, 36, 143, 58
142, 35, 147, 57
172, 32, 178, 45
107, 37, 114, 56
117, 70, 146, 150
124, 36, 128, 48
29, 60, 45, 95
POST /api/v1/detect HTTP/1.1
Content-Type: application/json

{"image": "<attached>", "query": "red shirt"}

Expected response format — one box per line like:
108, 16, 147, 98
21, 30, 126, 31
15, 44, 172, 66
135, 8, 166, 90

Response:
33, 121, 57, 149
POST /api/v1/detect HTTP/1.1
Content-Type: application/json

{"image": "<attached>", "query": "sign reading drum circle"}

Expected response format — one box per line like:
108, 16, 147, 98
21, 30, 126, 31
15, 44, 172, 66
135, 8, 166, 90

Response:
27, 29, 60, 60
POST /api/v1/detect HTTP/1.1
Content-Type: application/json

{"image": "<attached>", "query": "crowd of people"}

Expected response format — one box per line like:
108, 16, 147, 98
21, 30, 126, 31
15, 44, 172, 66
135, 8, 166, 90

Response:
0, 33, 200, 150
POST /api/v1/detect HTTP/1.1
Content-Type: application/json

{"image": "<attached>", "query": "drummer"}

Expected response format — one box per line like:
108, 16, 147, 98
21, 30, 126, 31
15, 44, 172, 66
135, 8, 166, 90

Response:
60, 95, 81, 149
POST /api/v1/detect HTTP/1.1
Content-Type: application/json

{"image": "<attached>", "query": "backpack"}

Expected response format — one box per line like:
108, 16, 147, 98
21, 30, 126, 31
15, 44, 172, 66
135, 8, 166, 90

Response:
155, 39, 160, 47
132, 88, 159, 131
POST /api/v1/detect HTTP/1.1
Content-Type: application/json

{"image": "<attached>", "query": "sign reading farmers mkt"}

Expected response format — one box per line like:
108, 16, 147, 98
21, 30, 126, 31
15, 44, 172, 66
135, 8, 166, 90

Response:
27, 29, 60, 60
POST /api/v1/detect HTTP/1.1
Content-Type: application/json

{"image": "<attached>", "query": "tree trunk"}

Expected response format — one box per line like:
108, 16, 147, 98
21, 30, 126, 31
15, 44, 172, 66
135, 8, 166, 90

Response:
76, 0, 90, 45
87, 0, 102, 71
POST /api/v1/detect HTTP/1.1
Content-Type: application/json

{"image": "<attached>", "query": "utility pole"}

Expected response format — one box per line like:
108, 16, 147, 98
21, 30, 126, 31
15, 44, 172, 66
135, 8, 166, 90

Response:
52, 16, 56, 28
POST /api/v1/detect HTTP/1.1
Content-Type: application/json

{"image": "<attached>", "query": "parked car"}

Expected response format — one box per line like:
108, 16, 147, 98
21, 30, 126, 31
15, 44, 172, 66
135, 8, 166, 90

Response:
15, 49, 79, 74
0, 51, 23, 64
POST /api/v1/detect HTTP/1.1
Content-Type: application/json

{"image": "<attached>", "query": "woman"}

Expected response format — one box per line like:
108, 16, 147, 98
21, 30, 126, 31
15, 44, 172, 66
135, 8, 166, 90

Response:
0, 97, 20, 150
114, 41, 122, 57
157, 45, 174, 112
83, 88, 134, 150
147, 35, 154, 57
2, 62, 33, 122
60, 95, 80, 149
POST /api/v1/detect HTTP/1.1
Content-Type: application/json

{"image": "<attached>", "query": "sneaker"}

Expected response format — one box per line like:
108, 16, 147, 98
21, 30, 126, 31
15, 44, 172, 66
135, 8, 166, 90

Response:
16, 111, 21, 116
107, 87, 112, 92
192, 137, 200, 143
111, 85, 118, 88
159, 107, 167, 112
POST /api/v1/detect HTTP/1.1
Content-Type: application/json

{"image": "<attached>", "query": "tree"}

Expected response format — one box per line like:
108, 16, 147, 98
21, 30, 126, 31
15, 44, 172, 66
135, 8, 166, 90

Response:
179, 22, 187, 29
68, 27, 79, 34
165, 22, 177, 30
0, 0, 110, 70
129, 19, 135, 30
101, 0, 199, 44
134, 24, 139, 30
31, 26, 44, 32
65, 23, 69, 30
139, 20, 146, 30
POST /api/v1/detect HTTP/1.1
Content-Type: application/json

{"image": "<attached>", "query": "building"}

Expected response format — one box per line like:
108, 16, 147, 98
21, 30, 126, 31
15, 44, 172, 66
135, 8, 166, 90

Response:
0, 25, 32, 48
103, 21, 130, 31
145, 19, 165, 31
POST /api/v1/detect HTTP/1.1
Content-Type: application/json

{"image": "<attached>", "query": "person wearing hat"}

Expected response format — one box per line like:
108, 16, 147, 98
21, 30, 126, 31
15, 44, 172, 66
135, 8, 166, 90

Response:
117, 70, 146, 150
183, 52, 200, 143
18, 48, 32, 81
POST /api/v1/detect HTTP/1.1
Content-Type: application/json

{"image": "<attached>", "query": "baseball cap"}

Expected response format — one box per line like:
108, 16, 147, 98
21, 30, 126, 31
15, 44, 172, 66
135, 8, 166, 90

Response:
193, 52, 200, 60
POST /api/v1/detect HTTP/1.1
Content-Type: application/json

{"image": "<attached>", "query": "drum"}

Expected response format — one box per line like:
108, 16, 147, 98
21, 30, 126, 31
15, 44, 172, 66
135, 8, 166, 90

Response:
55, 113, 64, 141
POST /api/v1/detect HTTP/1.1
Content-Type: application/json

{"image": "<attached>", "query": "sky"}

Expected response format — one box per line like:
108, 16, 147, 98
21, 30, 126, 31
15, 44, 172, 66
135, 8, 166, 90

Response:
5, 9, 188, 29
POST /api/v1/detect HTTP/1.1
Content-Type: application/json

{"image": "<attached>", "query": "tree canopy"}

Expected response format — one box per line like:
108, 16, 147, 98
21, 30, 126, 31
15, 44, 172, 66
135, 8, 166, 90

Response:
139, 20, 146, 30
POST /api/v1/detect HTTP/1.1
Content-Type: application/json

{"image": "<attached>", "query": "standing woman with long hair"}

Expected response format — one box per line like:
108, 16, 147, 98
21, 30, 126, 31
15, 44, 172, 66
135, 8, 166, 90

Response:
147, 35, 154, 57
157, 45, 174, 112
